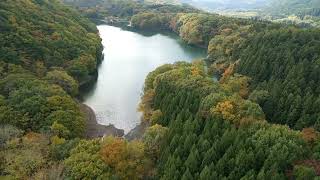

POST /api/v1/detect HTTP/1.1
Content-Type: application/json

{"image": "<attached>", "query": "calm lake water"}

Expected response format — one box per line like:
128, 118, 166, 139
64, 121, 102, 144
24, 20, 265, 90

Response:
82, 25, 206, 132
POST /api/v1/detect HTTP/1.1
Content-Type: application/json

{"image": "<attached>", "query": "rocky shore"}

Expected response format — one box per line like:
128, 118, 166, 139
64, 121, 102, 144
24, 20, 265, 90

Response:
125, 121, 150, 141
80, 103, 124, 138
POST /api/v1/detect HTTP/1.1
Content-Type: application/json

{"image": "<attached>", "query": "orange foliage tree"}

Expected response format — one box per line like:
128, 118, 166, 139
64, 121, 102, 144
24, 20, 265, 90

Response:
302, 128, 319, 147
100, 137, 151, 180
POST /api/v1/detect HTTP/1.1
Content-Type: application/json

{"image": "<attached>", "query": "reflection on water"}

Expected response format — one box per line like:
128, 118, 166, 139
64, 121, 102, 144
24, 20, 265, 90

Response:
82, 25, 206, 133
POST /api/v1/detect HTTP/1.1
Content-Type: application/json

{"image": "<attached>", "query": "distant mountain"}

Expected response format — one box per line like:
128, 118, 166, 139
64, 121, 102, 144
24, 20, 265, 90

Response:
144, 0, 180, 5
180, 0, 268, 10
265, 0, 320, 16
179, 0, 320, 15
177, 0, 320, 27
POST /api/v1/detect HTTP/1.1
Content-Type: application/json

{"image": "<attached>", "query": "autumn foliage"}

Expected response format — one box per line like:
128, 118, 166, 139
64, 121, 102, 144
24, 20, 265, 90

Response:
302, 128, 319, 147
99, 137, 151, 180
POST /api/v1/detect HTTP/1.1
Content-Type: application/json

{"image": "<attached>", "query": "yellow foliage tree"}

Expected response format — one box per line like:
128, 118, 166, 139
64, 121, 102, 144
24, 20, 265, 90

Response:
100, 137, 151, 180
211, 100, 236, 121
221, 74, 250, 98
138, 89, 155, 121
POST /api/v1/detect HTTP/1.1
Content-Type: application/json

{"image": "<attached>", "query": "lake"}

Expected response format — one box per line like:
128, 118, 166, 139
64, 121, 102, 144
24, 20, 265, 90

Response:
82, 25, 206, 133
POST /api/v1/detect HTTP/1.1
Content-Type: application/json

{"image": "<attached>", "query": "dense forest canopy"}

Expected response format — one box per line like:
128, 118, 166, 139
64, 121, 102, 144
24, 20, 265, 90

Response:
0, 0, 103, 136
237, 28, 320, 130
139, 62, 315, 179
0, 0, 102, 83
0, 0, 103, 178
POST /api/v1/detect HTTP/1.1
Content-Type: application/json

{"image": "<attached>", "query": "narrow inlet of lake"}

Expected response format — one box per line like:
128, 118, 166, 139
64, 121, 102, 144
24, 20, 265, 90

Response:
82, 25, 206, 133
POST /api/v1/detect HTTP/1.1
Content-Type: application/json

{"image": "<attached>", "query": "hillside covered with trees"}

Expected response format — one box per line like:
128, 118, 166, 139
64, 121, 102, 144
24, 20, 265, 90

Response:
139, 61, 320, 179
0, 0, 103, 132
265, 0, 320, 16
63, 0, 199, 19
0, 0, 104, 178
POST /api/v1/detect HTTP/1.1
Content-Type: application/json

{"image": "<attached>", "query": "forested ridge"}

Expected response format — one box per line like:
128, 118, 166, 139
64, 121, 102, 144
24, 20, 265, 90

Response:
139, 62, 317, 179
237, 29, 320, 130
0, 0, 103, 134
266, 0, 320, 16
0, 0, 104, 178
63, 0, 199, 19
0, 0, 103, 83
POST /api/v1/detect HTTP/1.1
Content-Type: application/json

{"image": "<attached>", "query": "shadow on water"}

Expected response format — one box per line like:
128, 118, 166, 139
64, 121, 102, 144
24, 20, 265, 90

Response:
120, 27, 207, 58
78, 76, 98, 102
119, 26, 207, 58
95, 18, 207, 54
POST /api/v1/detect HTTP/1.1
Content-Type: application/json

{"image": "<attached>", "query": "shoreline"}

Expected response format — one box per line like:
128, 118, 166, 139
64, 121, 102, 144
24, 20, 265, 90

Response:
80, 103, 125, 138
79, 23, 203, 141
125, 120, 150, 141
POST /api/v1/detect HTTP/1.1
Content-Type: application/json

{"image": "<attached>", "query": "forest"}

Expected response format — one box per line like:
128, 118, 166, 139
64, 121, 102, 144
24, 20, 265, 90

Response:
63, 0, 199, 19
0, 0, 103, 178
1, 0, 320, 179
139, 61, 319, 179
